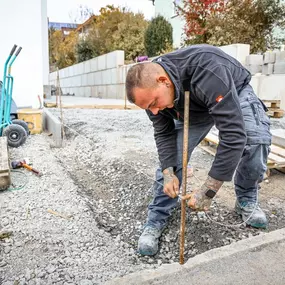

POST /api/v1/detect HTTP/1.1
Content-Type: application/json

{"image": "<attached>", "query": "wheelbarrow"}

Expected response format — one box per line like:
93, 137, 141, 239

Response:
0, 45, 29, 147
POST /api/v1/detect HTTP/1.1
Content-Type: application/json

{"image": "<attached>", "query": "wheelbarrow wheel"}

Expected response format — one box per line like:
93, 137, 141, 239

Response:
3, 124, 27, 148
12, 119, 30, 135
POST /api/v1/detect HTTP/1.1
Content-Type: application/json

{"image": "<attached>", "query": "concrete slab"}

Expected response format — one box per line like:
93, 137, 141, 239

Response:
105, 228, 285, 285
271, 129, 285, 148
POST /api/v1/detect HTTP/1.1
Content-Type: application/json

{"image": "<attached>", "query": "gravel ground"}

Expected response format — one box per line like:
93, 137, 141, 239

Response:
0, 108, 285, 284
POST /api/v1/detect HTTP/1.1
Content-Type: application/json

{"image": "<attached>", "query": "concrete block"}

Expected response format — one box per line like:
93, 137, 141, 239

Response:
65, 67, 70, 78
106, 50, 125, 69
220, 44, 250, 65
262, 63, 274, 75
69, 66, 74, 77
73, 64, 79, 76
59, 78, 65, 88
246, 54, 263, 66
84, 60, 91, 73
63, 77, 70, 88
75, 86, 85, 97
75, 76, 82, 87
81, 74, 88, 86
271, 129, 285, 148
91, 86, 98, 97
98, 55, 106, 71
102, 70, 112, 85
94, 72, 102, 85
257, 75, 285, 110
110, 68, 118, 84
245, 64, 262, 75
59, 69, 64, 78
116, 84, 126, 100
87, 73, 94, 85
274, 62, 285, 74
249, 75, 260, 94
43, 108, 63, 147
83, 86, 91, 97
263, 52, 276, 64
106, 85, 118, 99
97, 85, 107, 99
275, 51, 285, 63
78, 63, 84, 74
118, 66, 127, 84
90, 58, 98, 72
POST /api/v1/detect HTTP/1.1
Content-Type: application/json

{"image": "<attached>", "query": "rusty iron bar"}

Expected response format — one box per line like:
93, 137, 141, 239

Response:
179, 91, 190, 265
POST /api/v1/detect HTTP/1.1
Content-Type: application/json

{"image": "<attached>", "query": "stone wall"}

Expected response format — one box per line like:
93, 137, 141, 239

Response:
49, 45, 285, 109
49, 50, 132, 100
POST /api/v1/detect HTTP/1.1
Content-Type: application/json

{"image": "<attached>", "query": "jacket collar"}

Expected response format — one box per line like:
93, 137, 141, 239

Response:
153, 56, 184, 108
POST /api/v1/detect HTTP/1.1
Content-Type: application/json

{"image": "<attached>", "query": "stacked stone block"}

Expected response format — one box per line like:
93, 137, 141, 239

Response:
245, 54, 263, 75
49, 50, 126, 99
274, 51, 285, 74
262, 51, 276, 75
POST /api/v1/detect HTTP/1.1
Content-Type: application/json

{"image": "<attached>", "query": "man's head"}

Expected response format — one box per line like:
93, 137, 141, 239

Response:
125, 62, 175, 115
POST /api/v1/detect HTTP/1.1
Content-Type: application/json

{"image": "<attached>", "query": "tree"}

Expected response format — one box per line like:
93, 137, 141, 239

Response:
112, 12, 149, 60
206, 0, 285, 52
178, 0, 225, 44
80, 5, 149, 61
144, 15, 173, 57
48, 29, 78, 70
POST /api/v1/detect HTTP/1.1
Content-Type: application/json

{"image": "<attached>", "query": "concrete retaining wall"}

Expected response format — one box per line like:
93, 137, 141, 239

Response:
49, 50, 133, 100
49, 44, 285, 109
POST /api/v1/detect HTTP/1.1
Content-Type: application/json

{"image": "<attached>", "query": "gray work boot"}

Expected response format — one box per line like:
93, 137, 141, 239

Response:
235, 201, 268, 229
138, 226, 163, 256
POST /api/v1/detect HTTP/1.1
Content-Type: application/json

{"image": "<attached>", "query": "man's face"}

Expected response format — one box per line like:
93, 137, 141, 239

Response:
133, 77, 175, 115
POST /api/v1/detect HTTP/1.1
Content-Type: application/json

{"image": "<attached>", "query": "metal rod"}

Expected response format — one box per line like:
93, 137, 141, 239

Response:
179, 91, 190, 265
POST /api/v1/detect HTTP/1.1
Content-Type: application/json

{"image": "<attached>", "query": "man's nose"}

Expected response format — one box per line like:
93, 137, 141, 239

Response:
150, 107, 159, 115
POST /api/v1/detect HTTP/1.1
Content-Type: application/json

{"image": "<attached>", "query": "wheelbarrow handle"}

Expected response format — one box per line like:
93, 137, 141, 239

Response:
10, 45, 17, 56
15, 47, 22, 57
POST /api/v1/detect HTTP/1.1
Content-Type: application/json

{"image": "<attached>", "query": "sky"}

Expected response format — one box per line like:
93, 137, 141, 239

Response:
47, 0, 155, 23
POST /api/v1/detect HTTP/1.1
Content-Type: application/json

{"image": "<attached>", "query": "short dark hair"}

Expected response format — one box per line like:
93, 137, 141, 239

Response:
125, 62, 158, 103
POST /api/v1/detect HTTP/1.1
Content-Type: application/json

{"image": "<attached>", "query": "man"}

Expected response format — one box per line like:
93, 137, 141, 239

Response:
125, 44, 271, 256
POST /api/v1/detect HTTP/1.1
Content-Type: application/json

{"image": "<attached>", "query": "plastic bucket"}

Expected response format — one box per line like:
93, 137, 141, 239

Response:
17, 108, 43, 134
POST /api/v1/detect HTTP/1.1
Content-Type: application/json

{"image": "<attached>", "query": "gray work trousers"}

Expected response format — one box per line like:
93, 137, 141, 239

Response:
146, 85, 272, 230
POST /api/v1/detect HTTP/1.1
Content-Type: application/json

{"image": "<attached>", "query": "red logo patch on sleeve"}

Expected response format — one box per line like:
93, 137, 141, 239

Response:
216, 95, 224, 103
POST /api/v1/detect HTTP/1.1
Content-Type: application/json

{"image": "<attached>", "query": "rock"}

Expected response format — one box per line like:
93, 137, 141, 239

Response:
0, 260, 7, 267
79, 280, 93, 285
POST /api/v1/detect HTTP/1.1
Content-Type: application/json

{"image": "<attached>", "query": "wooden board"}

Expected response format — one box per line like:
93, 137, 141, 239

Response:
200, 133, 285, 170
262, 100, 281, 108
0, 137, 11, 189
266, 109, 284, 118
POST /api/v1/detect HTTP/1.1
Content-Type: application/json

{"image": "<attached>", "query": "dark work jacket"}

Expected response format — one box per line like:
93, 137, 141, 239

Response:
146, 44, 251, 182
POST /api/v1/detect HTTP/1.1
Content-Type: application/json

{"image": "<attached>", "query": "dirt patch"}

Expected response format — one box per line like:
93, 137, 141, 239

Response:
51, 108, 285, 264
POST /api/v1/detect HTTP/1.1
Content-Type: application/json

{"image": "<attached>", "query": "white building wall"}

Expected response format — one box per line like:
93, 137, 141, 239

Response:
0, 0, 48, 108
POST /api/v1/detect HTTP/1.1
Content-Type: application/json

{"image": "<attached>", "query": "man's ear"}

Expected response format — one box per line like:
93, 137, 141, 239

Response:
157, 76, 169, 84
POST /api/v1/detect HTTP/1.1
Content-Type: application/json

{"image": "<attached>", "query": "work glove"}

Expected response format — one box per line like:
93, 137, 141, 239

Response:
162, 167, 179, 198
